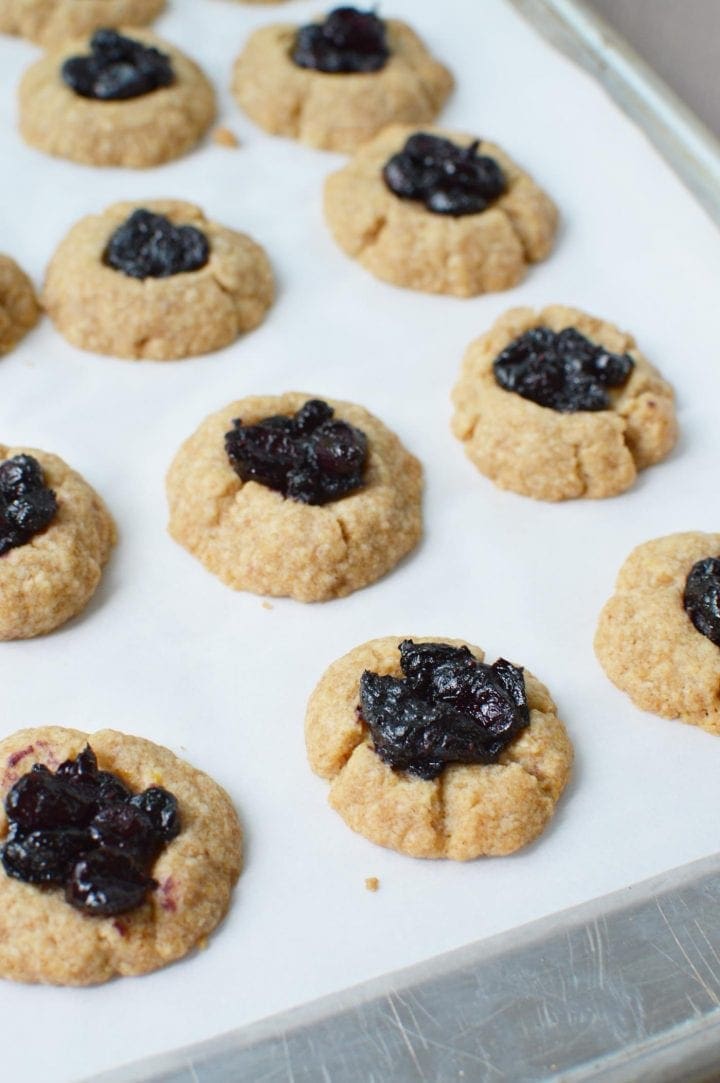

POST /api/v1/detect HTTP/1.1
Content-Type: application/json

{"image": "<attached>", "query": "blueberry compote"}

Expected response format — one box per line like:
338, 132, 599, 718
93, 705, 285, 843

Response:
359, 641, 530, 780
225, 399, 368, 505
103, 209, 210, 280
684, 559, 720, 647
493, 327, 635, 413
291, 7, 389, 73
1, 746, 181, 917
382, 133, 507, 217
62, 29, 174, 101
0, 455, 58, 557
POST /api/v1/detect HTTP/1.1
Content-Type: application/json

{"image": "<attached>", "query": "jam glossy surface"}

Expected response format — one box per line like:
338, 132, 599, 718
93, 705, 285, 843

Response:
359, 641, 530, 780
292, 8, 389, 74
225, 399, 368, 506
383, 133, 506, 217
62, 29, 174, 101
1, 746, 181, 917
493, 327, 635, 412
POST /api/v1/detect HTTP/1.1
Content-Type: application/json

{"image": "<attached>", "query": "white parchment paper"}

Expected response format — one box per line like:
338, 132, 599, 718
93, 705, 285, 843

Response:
1, 0, 720, 1079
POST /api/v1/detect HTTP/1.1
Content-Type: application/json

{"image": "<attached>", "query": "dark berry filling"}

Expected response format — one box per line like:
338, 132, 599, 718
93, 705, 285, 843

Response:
359, 640, 530, 780
684, 558, 720, 646
493, 327, 635, 413
0, 455, 58, 557
1, 746, 181, 917
292, 7, 389, 74
61, 29, 174, 101
103, 209, 210, 281
382, 133, 507, 217
225, 399, 368, 506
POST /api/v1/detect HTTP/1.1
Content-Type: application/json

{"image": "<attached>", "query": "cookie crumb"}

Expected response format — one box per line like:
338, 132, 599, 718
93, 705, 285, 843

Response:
213, 126, 239, 148
365, 876, 380, 892
261, 600, 274, 611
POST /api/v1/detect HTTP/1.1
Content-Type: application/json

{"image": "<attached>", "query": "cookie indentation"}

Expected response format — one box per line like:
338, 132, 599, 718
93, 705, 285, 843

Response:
0, 454, 58, 557
684, 558, 720, 647
382, 133, 506, 217
493, 326, 634, 412
292, 7, 389, 74
225, 398, 368, 506
104, 209, 210, 280
1, 745, 181, 917
62, 28, 174, 101
359, 640, 529, 779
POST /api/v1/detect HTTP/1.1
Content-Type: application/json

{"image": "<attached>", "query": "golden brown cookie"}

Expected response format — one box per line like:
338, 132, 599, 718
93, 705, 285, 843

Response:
0, 726, 242, 985
167, 393, 423, 602
231, 20, 453, 153
324, 125, 557, 295
305, 636, 573, 859
451, 305, 677, 501
595, 533, 720, 734
43, 199, 274, 361
0, 0, 164, 47
0, 255, 39, 356
0, 446, 115, 640
19, 28, 215, 168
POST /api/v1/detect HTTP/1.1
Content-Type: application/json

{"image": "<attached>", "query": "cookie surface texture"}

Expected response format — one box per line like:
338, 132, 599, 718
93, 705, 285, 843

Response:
166, 393, 423, 601
595, 532, 720, 734
19, 28, 215, 168
324, 125, 557, 295
451, 305, 677, 500
0, 446, 115, 640
305, 636, 573, 859
0, 255, 39, 355
0, 727, 242, 985
0, 0, 164, 47
231, 21, 453, 152
43, 199, 274, 361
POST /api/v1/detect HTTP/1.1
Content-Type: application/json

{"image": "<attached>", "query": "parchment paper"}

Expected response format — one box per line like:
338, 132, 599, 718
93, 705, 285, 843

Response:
1, 1, 719, 1079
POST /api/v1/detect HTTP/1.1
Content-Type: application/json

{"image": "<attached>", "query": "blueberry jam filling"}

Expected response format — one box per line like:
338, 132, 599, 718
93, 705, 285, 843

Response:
0, 455, 58, 557
1, 746, 181, 917
291, 7, 389, 74
225, 399, 368, 506
61, 29, 174, 101
683, 559, 720, 647
382, 133, 507, 217
359, 640, 530, 781
493, 327, 635, 413
103, 209, 210, 281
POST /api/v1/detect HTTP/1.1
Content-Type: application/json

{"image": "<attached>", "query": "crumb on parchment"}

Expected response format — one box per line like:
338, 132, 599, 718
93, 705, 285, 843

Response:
213, 126, 239, 148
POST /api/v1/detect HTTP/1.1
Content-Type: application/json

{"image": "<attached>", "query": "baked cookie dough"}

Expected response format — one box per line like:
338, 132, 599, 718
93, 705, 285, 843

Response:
19, 28, 215, 168
167, 393, 423, 601
595, 532, 720, 734
324, 125, 557, 295
451, 305, 677, 501
0, 726, 242, 985
0, 0, 164, 48
305, 636, 573, 859
0, 255, 39, 355
43, 199, 274, 361
0, 446, 115, 640
231, 16, 453, 153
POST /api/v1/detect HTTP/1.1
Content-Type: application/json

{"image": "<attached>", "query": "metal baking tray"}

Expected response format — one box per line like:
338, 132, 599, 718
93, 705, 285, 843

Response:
2, 0, 720, 1080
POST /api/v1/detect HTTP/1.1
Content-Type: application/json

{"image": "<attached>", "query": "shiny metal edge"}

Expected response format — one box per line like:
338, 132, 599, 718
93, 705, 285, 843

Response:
93, 850, 720, 1083
91, 5, 720, 1081
508, 0, 720, 226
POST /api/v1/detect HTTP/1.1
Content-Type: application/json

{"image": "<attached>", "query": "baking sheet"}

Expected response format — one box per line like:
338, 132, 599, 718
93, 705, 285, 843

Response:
1, 1, 720, 1080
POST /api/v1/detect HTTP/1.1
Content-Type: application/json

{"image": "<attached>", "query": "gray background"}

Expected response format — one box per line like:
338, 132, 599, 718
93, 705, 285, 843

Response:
590, 0, 720, 137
